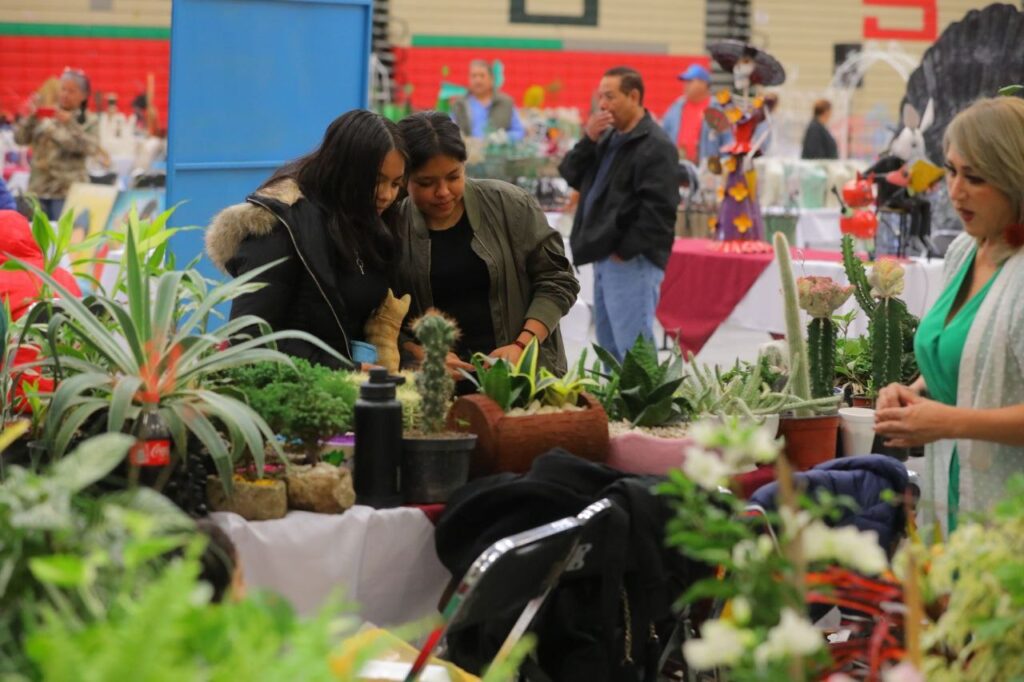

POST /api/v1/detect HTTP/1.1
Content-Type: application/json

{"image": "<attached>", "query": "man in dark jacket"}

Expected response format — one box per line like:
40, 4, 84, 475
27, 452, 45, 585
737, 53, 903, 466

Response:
801, 99, 839, 160
559, 66, 678, 362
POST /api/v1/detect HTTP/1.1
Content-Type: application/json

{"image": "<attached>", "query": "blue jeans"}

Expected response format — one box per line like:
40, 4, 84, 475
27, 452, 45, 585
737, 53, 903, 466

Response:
38, 198, 65, 221
593, 255, 664, 363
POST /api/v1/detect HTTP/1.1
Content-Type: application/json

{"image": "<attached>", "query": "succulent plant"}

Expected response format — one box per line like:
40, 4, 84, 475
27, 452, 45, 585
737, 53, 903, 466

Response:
774, 232, 814, 417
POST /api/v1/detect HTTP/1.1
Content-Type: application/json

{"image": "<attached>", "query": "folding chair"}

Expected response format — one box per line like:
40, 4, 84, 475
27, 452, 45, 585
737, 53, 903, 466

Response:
404, 499, 613, 682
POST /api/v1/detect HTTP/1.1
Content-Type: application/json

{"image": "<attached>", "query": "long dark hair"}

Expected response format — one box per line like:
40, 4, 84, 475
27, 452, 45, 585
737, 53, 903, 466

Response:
397, 111, 467, 174
262, 109, 407, 270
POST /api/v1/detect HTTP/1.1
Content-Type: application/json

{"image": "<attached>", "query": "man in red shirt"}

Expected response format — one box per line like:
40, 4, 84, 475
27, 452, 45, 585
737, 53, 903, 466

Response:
660, 64, 722, 164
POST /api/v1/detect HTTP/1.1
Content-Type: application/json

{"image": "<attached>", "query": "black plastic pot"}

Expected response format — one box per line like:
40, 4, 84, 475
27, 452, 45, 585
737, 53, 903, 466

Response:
401, 434, 477, 504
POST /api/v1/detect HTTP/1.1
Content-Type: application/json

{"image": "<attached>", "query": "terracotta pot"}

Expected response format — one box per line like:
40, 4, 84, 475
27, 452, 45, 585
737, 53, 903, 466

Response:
778, 414, 840, 470
448, 393, 609, 476
851, 396, 875, 408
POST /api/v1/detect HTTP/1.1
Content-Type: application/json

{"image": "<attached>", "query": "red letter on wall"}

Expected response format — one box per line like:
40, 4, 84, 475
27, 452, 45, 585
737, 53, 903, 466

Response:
863, 0, 937, 41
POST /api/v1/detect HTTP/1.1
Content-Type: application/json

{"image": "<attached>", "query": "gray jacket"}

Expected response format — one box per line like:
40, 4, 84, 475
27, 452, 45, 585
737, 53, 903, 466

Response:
452, 93, 516, 137
395, 178, 579, 373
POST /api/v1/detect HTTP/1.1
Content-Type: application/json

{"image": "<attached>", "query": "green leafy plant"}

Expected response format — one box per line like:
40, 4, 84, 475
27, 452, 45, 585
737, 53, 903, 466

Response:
16, 225, 349, 492
459, 337, 573, 412
411, 310, 459, 434
917, 474, 1024, 681
0, 431, 195, 676
659, 419, 887, 681
998, 84, 1024, 97
223, 359, 357, 462
590, 335, 691, 427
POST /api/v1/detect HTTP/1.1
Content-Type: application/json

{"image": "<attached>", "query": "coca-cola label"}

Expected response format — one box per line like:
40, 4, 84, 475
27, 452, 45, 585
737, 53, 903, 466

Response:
129, 439, 171, 466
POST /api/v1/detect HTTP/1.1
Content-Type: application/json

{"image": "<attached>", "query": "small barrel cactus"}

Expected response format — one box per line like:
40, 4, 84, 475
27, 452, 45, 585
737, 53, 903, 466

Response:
410, 310, 460, 434
797, 276, 854, 399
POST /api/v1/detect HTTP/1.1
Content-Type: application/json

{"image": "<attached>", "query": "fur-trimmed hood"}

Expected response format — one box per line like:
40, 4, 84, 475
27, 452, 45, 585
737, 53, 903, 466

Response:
205, 178, 304, 273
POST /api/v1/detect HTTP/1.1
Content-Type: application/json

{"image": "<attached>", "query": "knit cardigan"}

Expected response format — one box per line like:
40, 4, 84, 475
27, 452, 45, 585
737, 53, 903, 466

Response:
921, 232, 1024, 527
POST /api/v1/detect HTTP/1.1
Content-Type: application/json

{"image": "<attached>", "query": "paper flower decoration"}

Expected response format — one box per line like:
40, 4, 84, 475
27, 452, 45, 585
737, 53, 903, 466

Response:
868, 260, 906, 298
734, 214, 753, 234
796, 276, 854, 318
723, 156, 738, 173
728, 183, 749, 202
753, 96, 764, 109
708, 216, 718, 231
716, 186, 726, 202
725, 106, 743, 124
716, 89, 732, 105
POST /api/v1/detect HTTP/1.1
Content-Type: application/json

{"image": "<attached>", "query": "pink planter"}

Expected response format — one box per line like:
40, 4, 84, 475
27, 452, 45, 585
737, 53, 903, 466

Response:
606, 431, 692, 475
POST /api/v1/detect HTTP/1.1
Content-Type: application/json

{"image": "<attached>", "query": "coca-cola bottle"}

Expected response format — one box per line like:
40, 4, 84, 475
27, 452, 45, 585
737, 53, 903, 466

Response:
128, 403, 172, 488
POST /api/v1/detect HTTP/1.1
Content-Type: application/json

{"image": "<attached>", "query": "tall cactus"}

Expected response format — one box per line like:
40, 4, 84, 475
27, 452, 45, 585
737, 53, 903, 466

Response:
773, 232, 813, 417
807, 317, 837, 399
841, 234, 876, 318
411, 310, 460, 434
868, 260, 910, 391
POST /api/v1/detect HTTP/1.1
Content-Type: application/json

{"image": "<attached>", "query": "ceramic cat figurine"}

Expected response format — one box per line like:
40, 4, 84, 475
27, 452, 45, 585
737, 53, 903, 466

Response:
364, 288, 411, 373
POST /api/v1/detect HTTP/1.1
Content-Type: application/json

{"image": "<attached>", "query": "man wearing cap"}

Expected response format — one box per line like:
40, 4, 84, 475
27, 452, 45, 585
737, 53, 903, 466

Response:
660, 64, 725, 165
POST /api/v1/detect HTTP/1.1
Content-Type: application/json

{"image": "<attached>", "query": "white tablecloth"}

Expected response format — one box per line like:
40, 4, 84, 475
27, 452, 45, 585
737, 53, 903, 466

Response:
728, 255, 945, 338
211, 506, 450, 625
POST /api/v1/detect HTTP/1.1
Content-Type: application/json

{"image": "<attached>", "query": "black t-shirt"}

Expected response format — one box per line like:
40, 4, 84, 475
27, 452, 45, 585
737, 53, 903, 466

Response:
429, 210, 496, 359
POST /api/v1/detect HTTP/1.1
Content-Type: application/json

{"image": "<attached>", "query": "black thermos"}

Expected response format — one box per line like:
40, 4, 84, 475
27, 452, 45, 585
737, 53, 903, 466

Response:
353, 368, 404, 508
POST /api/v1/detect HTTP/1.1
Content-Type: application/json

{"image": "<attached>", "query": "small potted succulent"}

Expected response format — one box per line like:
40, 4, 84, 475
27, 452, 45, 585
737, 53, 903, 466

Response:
449, 336, 608, 476
402, 310, 477, 503
797, 275, 855, 400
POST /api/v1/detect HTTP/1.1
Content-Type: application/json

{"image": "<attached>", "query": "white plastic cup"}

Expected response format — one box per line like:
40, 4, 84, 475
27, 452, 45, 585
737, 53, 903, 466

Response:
839, 407, 876, 456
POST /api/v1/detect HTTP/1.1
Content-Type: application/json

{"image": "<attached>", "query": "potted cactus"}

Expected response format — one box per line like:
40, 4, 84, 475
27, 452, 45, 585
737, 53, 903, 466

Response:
449, 337, 609, 476
774, 233, 842, 469
401, 310, 477, 503
796, 276, 855, 399
841, 235, 918, 397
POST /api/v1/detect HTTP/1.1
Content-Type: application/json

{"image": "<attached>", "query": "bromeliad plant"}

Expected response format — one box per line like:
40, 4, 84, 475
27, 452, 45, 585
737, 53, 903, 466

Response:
16, 225, 349, 491
796, 276, 854, 399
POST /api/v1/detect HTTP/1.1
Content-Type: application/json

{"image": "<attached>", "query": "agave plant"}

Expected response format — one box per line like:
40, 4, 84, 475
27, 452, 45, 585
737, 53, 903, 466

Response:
13, 226, 350, 491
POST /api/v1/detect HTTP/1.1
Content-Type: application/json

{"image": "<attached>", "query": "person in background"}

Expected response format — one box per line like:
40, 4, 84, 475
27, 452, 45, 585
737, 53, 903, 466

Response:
0, 177, 15, 211
875, 97, 1024, 532
451, 60, 525, 142
205, 110, 408, 369
559, 66, 678, 363
395, 112, 578, 376
195, 519, 245, 603
753, 92, 779, 155
13, 68, 100, 220
660, 63, 724, 165
801, 98, 839, 160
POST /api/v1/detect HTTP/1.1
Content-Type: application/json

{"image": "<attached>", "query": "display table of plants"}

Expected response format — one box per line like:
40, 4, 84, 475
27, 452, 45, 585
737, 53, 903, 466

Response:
6, 209, 1024, 680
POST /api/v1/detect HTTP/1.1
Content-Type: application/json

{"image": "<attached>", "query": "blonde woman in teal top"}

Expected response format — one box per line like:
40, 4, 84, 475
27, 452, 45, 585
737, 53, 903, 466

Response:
875, 96, 1024, 533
